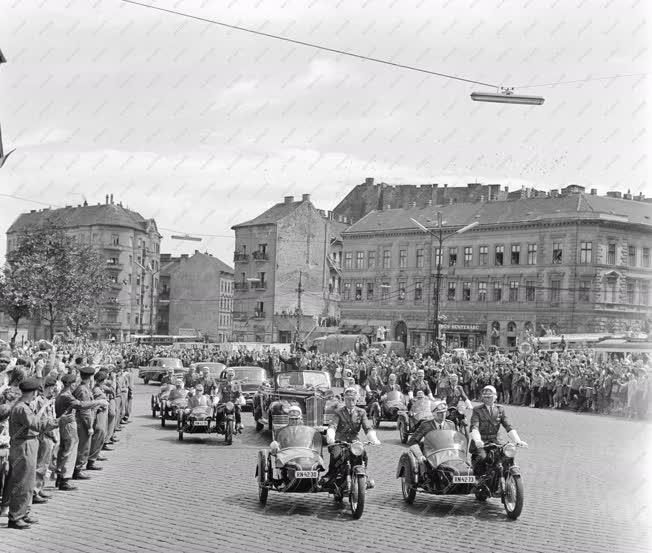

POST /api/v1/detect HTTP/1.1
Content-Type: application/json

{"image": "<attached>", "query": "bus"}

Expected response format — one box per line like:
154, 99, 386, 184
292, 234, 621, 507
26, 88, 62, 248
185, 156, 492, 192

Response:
128, 334, 204, 346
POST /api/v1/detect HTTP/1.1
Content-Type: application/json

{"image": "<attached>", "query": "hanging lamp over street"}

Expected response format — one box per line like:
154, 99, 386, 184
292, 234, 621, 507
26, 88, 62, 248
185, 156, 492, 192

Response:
471, 88, 545, 105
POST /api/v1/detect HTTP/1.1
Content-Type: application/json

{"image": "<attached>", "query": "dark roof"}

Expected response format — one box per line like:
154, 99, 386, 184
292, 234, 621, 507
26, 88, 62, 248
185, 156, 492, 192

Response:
179, 252, 234, 275
232, 201, 304, 229
7, 204, 153, 234
344, 194, 652, 234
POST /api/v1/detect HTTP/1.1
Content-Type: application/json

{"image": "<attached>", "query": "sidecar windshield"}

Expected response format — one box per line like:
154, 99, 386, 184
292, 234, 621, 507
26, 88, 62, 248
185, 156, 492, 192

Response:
410, 397, 432, 416
422, 429, 468, 466
276, 425, 322, 451
386, 391, 403, 403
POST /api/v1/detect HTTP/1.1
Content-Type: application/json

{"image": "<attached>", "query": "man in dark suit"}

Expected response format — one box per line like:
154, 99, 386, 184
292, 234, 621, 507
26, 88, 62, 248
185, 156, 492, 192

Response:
470, 385, 527, 476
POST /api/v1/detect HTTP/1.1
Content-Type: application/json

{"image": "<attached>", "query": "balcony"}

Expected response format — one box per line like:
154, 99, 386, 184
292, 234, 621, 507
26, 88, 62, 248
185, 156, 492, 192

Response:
253, 281, 267, 290
252, 251, 269, 261
105, 262, 123, 271
103, 243, 122, 252
110, 282, 123, 291
234, 282, 249, 291
253, 311, 266, 318
234, 251, 249, 262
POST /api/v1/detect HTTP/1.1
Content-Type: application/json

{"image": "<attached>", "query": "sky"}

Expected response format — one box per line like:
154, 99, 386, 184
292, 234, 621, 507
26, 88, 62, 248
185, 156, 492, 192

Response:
0, 0, 650, 266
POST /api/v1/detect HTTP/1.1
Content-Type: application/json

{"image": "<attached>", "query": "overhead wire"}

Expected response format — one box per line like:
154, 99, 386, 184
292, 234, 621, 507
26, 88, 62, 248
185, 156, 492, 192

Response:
119, 0, 647, 92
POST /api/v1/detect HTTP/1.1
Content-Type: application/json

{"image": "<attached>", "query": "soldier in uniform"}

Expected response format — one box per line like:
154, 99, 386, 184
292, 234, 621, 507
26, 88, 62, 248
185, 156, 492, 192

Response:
32, 375, 59, 503
102, 369, 117, 451
5, 377, 73, 529
87, 371, 109, 469
321, 386, 381, 489
121, 360, 133, 424
407, 400, 456, 447
469, 385, 528, 477
215, 368, 243, 432
54, 374, 80, 490
73, 367, 107, 480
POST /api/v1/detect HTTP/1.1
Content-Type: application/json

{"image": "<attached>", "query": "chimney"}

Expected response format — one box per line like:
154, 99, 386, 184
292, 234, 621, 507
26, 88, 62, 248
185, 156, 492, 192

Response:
302, 193, 310, 202
443, 183, 448, 189
590, 188, 597, 195
504, 186, 509, 193
105, 195, 109, 204
365, 177, 374, 186
83, 200, 88, 206
110, 194, 114, 204
284, 195, 294, 204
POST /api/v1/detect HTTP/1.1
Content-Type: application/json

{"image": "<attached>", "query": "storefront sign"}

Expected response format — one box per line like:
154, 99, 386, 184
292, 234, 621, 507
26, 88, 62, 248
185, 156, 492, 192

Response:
442, 323, 483, 331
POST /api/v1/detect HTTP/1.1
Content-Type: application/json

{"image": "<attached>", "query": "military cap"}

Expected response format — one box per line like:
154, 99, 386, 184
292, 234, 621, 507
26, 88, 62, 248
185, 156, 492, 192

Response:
61, 374, 77, 385
95, 371, 108, 383
19, 377, 41, 392
79, 366, 96, 377
44, 375, 59, 387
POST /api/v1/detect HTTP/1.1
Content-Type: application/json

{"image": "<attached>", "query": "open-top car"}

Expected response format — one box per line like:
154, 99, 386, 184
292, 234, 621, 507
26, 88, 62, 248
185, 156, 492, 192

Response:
189, 362, 226, 380
139, 357, 186, 385
253, 370, 340, 437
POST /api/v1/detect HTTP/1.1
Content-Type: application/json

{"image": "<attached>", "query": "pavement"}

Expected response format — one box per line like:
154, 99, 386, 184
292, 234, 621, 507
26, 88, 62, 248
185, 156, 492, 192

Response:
2, 373, 651, 553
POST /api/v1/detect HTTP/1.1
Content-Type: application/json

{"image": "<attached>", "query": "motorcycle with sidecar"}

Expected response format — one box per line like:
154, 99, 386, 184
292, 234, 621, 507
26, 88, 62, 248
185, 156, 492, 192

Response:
368, 390, 407, 429
397, 393, 434, 444
396, 428, 525, 519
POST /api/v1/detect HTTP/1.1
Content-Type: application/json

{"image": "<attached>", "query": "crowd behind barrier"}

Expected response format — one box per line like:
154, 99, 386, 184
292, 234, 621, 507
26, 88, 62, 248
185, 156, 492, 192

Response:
0, 337, 649, 529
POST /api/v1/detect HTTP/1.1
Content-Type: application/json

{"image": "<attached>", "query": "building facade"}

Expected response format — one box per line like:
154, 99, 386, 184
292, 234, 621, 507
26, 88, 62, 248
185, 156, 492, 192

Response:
156, 253, 183, 335
231, 194, 347, 343
339, 191, 652, 350
167, 252, 234, 342
6, 195, 161, 341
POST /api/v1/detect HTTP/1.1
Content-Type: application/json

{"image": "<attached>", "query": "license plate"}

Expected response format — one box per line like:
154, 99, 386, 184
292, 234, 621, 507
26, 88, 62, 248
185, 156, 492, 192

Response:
453, 475, 476, 484
193, 421, 209, 427
295, 470, 319, 479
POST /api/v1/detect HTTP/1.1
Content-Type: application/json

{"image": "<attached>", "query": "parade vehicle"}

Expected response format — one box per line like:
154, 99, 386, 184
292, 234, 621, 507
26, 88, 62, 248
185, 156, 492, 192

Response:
252, 370, 340, 437
368, 390, 407, 429
396, 429, 526, 519
397, 393, 435, 444
229, 366, 268, 410
139, 357, 186, 384
188, 362, 226, 380
177, 400, 236, 445
310, 334, 370, 355
445, 406, 470, 442
256, 428, 373, 519
159, 390, 188, 427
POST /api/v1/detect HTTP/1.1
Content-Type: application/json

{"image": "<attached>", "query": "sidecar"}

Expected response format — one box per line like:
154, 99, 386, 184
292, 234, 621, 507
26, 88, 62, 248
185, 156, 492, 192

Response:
160, 397, 187, 427
396, 429, 476, 504
368, 390, 407, 429
177, 406, 215, 441
256, 425, 326, 506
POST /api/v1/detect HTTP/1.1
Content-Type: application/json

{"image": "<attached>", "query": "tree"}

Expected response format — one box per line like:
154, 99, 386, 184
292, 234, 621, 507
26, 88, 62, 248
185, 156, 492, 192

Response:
6, 221, 111, 339
0, 266, 33, 348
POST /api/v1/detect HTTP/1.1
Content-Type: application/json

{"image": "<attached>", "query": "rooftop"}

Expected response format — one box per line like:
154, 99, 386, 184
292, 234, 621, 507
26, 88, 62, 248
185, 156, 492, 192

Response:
344, 193, 652, 234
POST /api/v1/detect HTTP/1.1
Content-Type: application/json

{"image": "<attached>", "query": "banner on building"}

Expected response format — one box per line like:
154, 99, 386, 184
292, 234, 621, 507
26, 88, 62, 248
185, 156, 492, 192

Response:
223, 342, 292, 355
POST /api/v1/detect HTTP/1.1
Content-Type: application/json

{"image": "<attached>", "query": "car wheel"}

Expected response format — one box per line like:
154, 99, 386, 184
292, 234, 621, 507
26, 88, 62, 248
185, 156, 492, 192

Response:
257, 450, 269, 506
178, 430, 184, 441
161, 416, 166, 428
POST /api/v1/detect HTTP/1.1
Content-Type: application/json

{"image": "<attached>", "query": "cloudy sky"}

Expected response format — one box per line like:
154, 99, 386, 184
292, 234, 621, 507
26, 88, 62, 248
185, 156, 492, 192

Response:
1, 0, 650, 264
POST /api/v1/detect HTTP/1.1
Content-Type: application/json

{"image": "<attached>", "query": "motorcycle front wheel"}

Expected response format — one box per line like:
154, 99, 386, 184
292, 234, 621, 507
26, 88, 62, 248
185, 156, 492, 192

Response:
398, 420, 408, 444
349, 474, 366, 519
257, 450, 268, 506
503, 474, 524, 519
225, 420, 234, 445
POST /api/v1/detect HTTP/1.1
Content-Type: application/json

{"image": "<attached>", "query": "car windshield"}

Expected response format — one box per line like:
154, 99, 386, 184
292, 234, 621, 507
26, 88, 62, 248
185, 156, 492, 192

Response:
195, 363, 225, 376
385, 391, 403, 403
422, 429, 468, 466
276, 425, 322, 451
158, 359, 182, 369
232, 368, 266, 383
276, 372, 330, 388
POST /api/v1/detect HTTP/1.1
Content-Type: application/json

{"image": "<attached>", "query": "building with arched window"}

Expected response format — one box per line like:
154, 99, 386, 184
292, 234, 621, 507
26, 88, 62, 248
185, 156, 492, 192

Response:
338, 191, 652, 350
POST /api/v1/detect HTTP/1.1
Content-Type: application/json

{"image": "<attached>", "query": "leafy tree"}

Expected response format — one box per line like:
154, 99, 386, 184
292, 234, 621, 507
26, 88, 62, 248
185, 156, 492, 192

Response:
0, 266, 33, 348
5, 221, 111, 339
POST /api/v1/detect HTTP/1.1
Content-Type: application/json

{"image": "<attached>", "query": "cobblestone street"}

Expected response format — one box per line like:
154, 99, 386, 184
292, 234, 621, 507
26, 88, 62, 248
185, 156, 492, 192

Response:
3, 374, 650, 553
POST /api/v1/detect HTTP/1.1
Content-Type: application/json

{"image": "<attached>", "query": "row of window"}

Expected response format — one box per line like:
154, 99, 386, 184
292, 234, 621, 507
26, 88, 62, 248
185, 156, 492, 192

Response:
342, 243, 651, 270
342, 279, 650, 305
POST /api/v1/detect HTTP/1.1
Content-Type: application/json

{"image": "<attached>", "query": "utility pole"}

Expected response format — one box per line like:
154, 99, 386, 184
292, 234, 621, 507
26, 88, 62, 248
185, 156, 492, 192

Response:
139, 243, 146, 333
295, 270, 303, 349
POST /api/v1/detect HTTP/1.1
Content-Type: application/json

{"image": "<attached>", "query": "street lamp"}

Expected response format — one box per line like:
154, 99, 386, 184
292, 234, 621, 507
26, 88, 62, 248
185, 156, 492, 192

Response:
410, 215, 479, 355
470, 88, 544, 105
136, 261, 160, 339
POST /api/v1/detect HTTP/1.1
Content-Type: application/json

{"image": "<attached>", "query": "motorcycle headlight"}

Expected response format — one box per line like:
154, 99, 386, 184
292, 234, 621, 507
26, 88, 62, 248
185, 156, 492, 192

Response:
503, 443, 517, 458
350, 442, 364, 457
225, 402, 234, 411
269, 441, 279, 456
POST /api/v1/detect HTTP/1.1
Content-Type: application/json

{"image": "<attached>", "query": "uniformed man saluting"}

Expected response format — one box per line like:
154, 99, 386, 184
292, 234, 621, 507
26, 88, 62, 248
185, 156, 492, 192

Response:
5, 377, 74, 529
